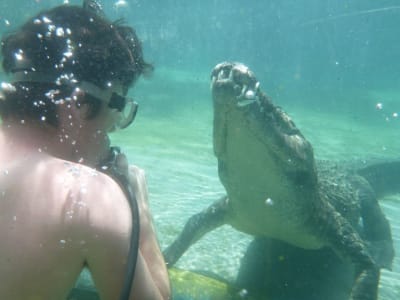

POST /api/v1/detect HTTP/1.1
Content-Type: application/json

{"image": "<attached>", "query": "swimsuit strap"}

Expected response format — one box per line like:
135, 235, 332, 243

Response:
98, 147, 140, 300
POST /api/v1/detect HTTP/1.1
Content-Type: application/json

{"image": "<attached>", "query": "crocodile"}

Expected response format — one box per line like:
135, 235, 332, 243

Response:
163, 62, 395, 300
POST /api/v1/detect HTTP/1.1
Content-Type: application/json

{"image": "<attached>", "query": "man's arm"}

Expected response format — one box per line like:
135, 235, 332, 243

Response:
129, 166, 171, 300
79, 171, 168, 300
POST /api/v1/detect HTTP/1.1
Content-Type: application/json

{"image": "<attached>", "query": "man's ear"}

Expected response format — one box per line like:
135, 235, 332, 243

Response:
77, 101, 91, 119
72, 89, 90, 119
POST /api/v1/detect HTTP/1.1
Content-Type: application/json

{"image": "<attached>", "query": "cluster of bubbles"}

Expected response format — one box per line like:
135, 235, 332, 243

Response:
375, 102, 399, 121
32, 15, 76, 72
0, 15, 85, 133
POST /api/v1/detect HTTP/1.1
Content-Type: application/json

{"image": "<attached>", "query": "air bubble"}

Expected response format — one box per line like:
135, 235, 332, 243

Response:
56, 27, 65, 37
265, 198, 274, 206
68, 165, 81, 177
1, 82, 16, 92
42, 16, 52, 24
114, 0, 128, 9
14, 49, 24, 61
66, 210, 74, 219
54, 99, 65, 105
45, 90, 60, 99
238, 289, 248, 298
89, 169, 98, 177
63, 51, 73, 58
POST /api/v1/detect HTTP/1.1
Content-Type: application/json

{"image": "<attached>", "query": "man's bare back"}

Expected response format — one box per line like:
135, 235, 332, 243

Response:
0, 130, 169, 299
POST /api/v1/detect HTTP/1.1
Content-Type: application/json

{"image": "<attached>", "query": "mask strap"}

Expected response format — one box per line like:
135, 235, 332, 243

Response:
11, 71, 66, 84
10, 71, 112, 103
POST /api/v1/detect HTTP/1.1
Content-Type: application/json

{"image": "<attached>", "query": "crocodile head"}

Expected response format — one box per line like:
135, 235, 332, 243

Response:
211, 62, 318, 212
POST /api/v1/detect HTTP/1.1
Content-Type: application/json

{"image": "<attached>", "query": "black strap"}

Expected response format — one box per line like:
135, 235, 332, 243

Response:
99, 147, 140, 300
81, 1, 139, 297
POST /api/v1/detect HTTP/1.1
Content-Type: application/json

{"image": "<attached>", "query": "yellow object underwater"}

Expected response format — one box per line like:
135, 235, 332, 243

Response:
169, 268, 238, 300
68, 267, 256, 300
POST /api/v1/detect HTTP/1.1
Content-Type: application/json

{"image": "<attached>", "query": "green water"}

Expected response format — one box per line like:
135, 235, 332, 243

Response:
1, 0, 400, 299
110, 67, 400, 299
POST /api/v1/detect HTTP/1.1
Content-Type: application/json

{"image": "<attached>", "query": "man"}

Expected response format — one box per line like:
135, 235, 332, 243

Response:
0, 4, 170, 300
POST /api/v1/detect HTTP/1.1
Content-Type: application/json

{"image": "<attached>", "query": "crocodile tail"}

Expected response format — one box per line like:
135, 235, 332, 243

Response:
357, 161, 400, 199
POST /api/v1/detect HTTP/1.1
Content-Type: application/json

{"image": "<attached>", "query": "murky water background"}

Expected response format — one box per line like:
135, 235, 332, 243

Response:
1, 0, 400, 299
111, 68, 400, 299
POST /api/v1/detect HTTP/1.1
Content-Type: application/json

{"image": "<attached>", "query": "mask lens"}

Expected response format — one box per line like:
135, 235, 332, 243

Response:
118, 98, 138, 129
77, 82, 137, 130
108, 93, 126, 112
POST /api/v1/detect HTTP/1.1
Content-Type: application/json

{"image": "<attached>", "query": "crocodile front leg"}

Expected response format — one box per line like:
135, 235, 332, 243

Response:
163, 196, 229, 267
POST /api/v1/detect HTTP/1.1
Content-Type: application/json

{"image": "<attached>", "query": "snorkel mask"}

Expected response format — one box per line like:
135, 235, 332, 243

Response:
77, 81, 138, 130
11, 71, 138, 130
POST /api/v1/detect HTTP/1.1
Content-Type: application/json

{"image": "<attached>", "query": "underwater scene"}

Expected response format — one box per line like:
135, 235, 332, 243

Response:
1, 0, 400, 299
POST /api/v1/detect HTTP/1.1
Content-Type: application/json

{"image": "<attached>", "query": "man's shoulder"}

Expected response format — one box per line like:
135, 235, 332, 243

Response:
31, 155, 128, 204
40, 156, 117, 185
49, 157, 132, 226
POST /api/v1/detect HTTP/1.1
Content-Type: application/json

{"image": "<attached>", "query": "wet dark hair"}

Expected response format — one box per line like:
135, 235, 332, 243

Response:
0, 5, 153, 126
